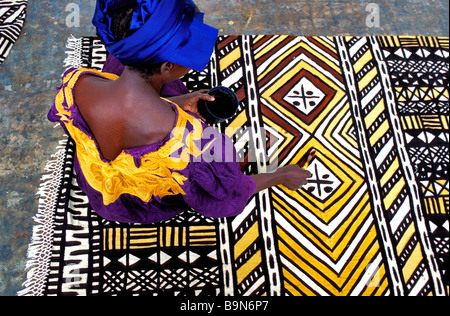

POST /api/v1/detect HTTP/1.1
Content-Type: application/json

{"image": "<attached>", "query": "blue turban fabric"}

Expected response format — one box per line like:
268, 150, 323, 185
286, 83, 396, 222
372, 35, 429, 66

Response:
92, 0, 218, 72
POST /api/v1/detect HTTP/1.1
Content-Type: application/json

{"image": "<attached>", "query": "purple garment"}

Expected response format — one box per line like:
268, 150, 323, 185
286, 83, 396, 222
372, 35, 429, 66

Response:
48, 67, 256, 224
102, 54, 190, 97
102, 54, 125, 75
160, 79, 190, 97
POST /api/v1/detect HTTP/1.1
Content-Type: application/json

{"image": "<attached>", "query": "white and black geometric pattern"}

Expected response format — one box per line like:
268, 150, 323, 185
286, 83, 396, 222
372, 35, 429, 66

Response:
20, 35, 449, 296
0, 0, 26, 64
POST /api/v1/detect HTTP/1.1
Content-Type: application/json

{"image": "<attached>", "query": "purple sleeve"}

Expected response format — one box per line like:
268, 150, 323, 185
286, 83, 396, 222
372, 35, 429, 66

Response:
183, 161, 256, 218
160, 79, 190, 97
182, 130, 257, 218
48, 68, 77, 123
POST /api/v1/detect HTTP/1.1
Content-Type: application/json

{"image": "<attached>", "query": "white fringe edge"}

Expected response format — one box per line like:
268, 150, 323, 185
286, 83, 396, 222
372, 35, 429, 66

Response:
63, 35, 83, 69
17, 137, 69, 296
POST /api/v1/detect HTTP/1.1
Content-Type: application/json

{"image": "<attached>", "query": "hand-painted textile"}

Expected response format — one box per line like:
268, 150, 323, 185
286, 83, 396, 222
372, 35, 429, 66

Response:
20, 35, 449, 296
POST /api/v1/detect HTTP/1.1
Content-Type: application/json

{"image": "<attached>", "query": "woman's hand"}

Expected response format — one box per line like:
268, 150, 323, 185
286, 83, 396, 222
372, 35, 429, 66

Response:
276, 165, 312, 191
251, 165, 312, 193
168, 90, 214, 120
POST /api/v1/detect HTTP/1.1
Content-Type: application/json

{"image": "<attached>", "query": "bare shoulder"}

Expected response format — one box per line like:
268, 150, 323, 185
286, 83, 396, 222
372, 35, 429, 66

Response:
74, 74, 112, 107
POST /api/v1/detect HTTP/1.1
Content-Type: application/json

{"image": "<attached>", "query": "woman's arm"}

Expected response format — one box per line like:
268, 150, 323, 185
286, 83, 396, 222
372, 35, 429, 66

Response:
251, 165, 312, 193
166, 90, 214, 119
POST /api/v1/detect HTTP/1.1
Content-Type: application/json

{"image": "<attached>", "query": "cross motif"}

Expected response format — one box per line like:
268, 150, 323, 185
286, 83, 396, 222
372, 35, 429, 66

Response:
283, 77, 326, 115
303, 158, 342, 203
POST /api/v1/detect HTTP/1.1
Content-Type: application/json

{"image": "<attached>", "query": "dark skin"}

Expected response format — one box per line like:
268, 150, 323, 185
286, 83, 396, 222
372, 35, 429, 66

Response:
74, 62, 312, 193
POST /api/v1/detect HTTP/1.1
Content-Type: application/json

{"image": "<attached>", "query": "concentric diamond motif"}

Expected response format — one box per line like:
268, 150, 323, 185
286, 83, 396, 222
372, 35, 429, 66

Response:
286, 140, 365, 223
268, 68, 337, 126
303, 158, 343, 203
283, 76, 327, 116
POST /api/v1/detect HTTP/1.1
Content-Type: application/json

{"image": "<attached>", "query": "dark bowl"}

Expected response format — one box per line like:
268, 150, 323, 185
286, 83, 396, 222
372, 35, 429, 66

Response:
198, 86, 239, 125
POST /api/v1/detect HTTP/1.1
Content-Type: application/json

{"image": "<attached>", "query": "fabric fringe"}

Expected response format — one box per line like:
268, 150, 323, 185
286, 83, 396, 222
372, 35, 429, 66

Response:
19, 34, 84, 295
17, 137, 68, 296
63, 35, 83, 69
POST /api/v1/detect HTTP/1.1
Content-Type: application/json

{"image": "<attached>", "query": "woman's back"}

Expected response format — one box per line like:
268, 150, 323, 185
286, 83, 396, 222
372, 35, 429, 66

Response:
74, 70, 176, 161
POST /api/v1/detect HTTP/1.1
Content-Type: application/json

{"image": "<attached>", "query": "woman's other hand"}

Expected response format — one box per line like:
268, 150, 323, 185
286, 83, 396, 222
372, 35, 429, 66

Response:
168, 90, 214, 120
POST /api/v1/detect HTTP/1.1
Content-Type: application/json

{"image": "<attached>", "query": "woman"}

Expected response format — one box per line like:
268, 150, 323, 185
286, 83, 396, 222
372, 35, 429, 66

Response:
48, 0, 311, 224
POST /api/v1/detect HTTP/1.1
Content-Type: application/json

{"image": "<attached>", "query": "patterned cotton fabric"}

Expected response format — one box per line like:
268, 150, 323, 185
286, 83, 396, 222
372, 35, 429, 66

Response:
20, 35, 449, 296
0, 0, 26, 64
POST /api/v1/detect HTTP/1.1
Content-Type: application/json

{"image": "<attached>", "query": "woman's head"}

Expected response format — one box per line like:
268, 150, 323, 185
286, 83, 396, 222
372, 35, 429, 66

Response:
93, 0, 218, 74
110, 3, 191, 81
109, 2, 166, 77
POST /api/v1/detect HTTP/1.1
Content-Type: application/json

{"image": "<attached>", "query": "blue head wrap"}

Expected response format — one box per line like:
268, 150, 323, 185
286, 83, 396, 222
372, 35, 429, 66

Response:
92, 0, 218, 72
